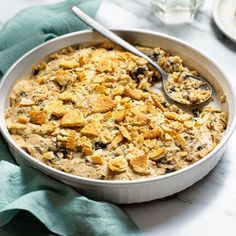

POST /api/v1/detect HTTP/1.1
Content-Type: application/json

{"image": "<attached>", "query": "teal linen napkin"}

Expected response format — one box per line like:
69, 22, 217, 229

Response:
0, 0, 96, 77
0, 161, 140, 236
0, 1, 142, 235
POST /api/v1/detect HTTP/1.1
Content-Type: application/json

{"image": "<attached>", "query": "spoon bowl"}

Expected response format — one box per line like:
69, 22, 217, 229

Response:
163, 73, 213, 106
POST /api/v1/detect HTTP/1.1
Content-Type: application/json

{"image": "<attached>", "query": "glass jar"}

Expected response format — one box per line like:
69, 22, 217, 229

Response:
151, 0, 204, 24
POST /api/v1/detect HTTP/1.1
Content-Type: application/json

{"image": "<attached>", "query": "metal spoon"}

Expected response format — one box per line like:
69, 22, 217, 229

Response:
72, 6, 212, 106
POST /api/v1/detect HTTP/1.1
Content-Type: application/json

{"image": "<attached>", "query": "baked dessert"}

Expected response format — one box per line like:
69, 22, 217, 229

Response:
5, 42, 227, 180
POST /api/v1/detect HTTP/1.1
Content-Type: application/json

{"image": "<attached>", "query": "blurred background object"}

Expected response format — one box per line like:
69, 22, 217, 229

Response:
213, 0, 236, 43
151, 0, 205, 24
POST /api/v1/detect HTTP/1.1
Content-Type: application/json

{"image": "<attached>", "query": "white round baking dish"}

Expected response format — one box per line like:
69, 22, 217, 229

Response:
0, 29, 235, 204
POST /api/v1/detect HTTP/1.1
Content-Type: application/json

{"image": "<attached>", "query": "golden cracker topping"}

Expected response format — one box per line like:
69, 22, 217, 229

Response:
5, 43, 227, 181
29, 110, 48, 125
92, 96, 116, 113
143, 128, 163, 139
129, 154, 149, 174
109, 156, 127, 172
80, 123, 99, 137
61, 110, 85, 127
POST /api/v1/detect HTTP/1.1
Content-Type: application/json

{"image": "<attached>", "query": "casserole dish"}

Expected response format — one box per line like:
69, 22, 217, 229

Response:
0, 29, 235, 203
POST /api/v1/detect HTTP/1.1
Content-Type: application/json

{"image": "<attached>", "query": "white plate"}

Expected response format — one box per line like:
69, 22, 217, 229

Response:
213, 0, 236, 43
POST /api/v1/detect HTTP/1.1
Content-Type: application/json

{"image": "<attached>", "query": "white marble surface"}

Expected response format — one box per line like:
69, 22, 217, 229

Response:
1, 0, 236, 235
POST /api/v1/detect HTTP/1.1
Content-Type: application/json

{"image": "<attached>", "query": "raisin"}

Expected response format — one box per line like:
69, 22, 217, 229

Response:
20, 91, 27, 97
142, 88, 149, 92
151, 52, 160, 61
94, 142, 107, 150
136, 66, 146, 75
157, 157, 166, 164
192, 108, 202, 117
197, 144, 206, 151
100, 174, 106, 180
151, 71, 160, 81
166, 160, 172, 165
32, 68, 39, 76
162, 102, 168, 108
141, 48, 159, 61
129, 66, 147, 83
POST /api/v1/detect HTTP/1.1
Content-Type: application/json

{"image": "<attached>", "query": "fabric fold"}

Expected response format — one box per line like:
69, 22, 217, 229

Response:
0, 161, 141, 236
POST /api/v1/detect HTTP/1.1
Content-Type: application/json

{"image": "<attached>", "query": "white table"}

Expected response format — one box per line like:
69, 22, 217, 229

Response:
1, 0, 236, 235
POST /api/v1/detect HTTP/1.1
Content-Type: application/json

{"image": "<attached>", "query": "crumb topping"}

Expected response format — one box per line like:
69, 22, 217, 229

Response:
5, 42, 227, 180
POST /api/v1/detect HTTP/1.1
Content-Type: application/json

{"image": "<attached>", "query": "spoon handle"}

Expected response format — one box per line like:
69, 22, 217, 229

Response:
72, 6, 165, 75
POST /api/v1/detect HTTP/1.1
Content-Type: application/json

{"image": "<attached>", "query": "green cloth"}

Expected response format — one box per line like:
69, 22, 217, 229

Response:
0, 1, 142, 235
0, 160, 140, 236
0, 0, 96, 77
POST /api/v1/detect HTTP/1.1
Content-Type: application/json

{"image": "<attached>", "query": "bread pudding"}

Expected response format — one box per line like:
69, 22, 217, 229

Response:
5, 42, 227, 180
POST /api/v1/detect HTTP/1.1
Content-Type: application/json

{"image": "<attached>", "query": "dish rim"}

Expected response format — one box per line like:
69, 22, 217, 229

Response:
213, 0, 236, 43
0, 28, 235, 185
